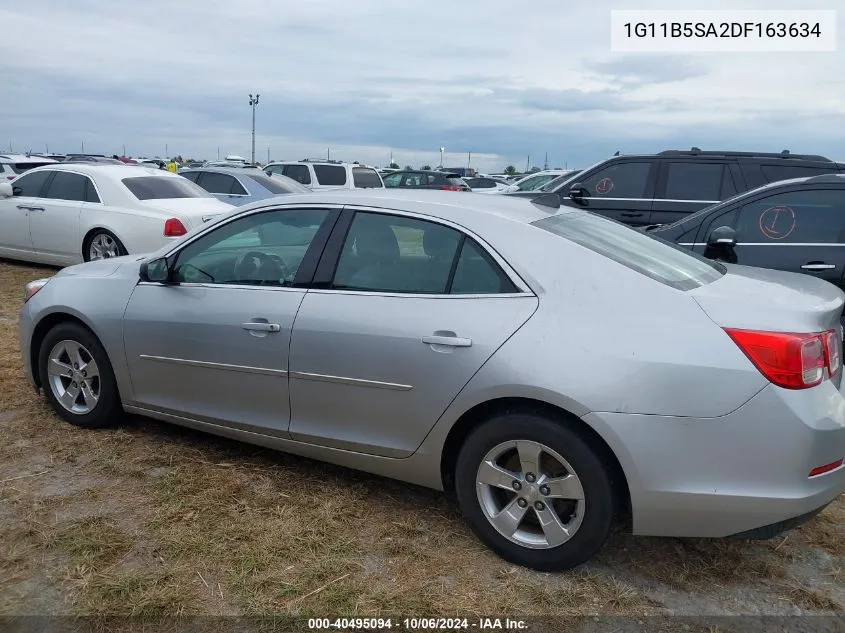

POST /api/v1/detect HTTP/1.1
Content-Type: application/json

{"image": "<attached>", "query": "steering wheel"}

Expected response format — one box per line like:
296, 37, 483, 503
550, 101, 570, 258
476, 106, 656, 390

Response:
233, 251, 289, 285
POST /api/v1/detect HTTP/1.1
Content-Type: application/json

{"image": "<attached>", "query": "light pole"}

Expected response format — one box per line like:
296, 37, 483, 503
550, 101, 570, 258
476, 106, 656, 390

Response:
439, 147, 445, 168
249, 93, 260, 164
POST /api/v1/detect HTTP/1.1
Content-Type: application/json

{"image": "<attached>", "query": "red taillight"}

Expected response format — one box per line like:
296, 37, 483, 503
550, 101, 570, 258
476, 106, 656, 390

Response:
723, 328, 837, 389
809, 458, 844, 477
163, 218, 187, 237
440, 185, 462, 191
6, 176, 14, 180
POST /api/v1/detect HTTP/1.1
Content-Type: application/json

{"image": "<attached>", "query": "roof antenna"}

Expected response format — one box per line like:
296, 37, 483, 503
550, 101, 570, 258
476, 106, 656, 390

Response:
613, 150, 620, 156
531, 194, 561, 210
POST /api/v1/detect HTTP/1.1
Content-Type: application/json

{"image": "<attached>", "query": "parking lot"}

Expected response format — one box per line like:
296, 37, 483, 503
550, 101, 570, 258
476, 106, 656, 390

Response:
1, 258, 843, 620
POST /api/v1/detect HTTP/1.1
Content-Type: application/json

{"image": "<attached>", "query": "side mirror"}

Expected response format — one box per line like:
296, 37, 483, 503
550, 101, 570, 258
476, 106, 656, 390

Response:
139, 257, 170, 283
568, 183, 586, 200
707, 225, 737, 248
0, 182, 12, 199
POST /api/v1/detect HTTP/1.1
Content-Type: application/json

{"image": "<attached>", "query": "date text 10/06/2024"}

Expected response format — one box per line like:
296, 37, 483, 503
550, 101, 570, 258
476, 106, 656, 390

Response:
307, 617, 528, 630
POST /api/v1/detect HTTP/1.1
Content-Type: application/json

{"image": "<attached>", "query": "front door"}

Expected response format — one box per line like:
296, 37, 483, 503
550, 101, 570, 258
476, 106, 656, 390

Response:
561, 159, 656, 226
0, 169, 54, 257
288, 208, 538, 458
694, 188, 845, 292
122, 205, 338, 434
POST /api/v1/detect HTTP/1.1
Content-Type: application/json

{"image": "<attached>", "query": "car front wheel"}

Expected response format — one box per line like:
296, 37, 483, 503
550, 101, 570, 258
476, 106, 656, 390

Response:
38, 322, 122, 428
455, 411, 616, 571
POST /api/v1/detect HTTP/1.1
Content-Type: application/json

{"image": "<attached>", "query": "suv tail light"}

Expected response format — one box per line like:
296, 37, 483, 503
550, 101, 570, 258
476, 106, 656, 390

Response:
164, 218, 187, 237
440, 185, 463, 191
724, 328, 839, 389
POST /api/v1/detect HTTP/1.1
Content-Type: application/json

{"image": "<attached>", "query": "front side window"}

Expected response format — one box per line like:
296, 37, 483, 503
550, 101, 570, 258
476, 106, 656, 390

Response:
12, 170, 52, 197
172, 208, 331, 286
534, 212, 724, 291
122, 176, 212, 200
313, 164, 347, 186
579, 161, 652, 198
733, 189, 845, 244
664, 162, 724, 201
43, 171, 88, 201
382, 172, 402, 187
331, 212, 516, 294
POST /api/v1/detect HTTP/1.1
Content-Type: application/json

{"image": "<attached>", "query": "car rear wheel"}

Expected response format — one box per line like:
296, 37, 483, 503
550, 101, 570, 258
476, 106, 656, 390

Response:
455, 411, 616, 571
38, 322, 122, 428
84, 230, 127, 262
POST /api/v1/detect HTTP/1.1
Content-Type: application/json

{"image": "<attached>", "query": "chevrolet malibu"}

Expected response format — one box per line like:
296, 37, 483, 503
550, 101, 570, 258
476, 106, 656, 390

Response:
18, 190, 845, 570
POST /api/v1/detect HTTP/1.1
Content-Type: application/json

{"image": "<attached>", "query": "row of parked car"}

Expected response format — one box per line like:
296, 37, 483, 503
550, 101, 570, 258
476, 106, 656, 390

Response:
14, 147, 845, 573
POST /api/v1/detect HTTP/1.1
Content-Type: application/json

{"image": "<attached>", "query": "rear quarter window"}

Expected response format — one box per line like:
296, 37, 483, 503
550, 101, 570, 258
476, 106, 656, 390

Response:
534, 212, 725, 291
352, 168, 383, 188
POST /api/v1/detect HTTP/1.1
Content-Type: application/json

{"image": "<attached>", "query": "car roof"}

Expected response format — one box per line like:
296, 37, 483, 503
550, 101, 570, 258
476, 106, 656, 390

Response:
237, 188, 557, 226
25, 163, 180, 178
0, 154, 58, 163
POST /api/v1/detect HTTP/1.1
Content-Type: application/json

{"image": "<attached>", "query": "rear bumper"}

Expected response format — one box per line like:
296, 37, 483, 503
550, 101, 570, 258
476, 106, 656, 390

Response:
583, 379, 845, 538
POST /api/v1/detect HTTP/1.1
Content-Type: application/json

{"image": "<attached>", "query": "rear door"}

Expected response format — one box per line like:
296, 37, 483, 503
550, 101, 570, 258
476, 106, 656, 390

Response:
560, 159, 657, 226
650, 160, 734, 226
693, 186, 845, 292
31, 170, 88, 263
287, 207, 538, 457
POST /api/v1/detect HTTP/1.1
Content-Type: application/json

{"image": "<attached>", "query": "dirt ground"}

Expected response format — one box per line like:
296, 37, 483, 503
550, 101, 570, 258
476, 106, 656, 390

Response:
1, 258, 843, 622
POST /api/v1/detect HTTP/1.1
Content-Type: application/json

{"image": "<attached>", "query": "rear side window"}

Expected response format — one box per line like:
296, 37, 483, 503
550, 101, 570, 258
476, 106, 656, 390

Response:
733, 189, 845, 244
12, 162, 54, 174
246, 173, 309, 194
43, 171, 88, 201
664, 162, 724, 201
122, 176, 212, 200
352, 167, 383, 188
283, 164, 311, 185
193, 171, 238, 195
534, 213, 724, 291
760, 165, 835, 182
313, 164, 347, 186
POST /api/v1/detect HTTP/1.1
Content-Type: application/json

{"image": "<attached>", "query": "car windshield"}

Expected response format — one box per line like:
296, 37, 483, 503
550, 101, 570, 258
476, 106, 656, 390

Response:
247, 173, 310, 194
122, 176, 213, 200
517, 174, 557, 191
534, 212, 725, 291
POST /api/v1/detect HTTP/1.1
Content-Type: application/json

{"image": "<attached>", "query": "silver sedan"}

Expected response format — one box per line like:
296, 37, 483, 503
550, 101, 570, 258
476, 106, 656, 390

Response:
18, 190, 845, 570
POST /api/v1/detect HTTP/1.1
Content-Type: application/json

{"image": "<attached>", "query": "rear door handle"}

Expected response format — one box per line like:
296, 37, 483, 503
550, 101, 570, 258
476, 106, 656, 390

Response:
242, 322, 281, 332
16, 205, 32, 210
422, 335, 472, 347
28, 206, 44, 212
801, 263, 836, 271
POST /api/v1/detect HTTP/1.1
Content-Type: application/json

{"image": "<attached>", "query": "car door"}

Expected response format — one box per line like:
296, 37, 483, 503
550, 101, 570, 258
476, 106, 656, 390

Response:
31, 170, 89, 263
693, 187, 845, 291
650, 161, 735, 226
0, 169, 53, 257
561, 159, 657, 226
287, 207, 539, 458
122, 205, 340, 433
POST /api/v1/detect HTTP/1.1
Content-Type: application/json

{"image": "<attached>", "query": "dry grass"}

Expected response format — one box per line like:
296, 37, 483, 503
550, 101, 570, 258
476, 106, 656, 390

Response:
1, 258, 844, 620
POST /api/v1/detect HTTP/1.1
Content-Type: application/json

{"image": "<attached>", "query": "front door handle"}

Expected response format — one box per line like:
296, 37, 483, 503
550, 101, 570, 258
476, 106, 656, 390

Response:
28, 206, 45, 212
16, 204, 32, 210
620, 212, 643, 218
422, 334, 472, 347
801, 263, 836, 271
242, 322, 281, 332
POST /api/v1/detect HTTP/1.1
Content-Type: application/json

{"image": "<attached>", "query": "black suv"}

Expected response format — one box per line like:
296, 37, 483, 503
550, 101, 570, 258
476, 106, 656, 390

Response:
650, 174, 845, 294
507, 149, 844, 227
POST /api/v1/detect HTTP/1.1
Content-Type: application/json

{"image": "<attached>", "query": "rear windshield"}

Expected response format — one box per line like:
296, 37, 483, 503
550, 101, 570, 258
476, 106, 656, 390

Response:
534, 212, 725, 291
122, 176, 212, 200
352, 167, 383, 188
11, 162, 54, 174
246, 173, 310, 194
313, 164, 347, 186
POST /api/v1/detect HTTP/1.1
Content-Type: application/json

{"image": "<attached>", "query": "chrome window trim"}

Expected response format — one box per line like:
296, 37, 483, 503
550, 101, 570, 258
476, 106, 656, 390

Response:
576, 197, 719, 204
680, 242, 845, 247
37, 168, 106, 204
137, 281, 308, 292
337, 204, 535, 296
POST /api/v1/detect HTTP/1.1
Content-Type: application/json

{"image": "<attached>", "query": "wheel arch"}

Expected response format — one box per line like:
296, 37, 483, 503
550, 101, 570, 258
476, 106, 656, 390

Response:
81, 226, 127, 260
29, 311, 101, 388
439, 396, 632, 517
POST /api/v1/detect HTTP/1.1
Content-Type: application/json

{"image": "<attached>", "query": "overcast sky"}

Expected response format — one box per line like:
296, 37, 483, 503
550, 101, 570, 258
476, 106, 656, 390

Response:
2, 0, 842, 170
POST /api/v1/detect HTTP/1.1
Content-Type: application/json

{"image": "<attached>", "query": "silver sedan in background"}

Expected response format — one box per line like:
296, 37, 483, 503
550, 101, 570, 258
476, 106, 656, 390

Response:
18, 190, 845, 570
181, 166, 310, 206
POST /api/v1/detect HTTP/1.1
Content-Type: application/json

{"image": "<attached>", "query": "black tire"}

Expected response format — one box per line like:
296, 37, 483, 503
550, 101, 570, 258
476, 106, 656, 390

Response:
83, 230, 127, 262
455, 411, 616, 571
38, 322, 122, 428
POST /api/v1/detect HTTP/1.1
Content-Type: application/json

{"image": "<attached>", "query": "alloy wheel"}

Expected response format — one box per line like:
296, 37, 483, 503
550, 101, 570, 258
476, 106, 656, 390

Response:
46, 340, 101, 415
89, 233, 120, 260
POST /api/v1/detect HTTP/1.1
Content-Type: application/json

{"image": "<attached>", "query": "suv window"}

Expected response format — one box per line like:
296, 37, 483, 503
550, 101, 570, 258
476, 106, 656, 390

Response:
664, 162, 724, 201
283, 164, 311, 185
43, 171, 89, 201
760, 165, 835, 182
11, 170, 52, 197
122, 176, 212, 200
733, 189, 845, 244
534, 212, 724, 291
352, 167, 383, 188
580, 161, 651, 198
172, 209, 331, 286
313, 164, 347, 186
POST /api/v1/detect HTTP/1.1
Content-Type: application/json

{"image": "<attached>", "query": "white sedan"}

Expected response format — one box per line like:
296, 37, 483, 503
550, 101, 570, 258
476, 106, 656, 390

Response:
0, 164, 234, 266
